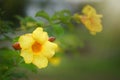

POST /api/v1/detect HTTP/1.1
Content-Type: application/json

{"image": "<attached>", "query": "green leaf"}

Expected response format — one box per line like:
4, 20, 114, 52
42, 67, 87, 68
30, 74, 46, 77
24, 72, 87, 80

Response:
10, 72, 27, 78
60, 10, 72, 23
36, 21, 45, 27
0, 48, 19, 68
52, 24, 64, 37
15, 15, 24, 21
19, 63, 38, 73
51, 12, 60, 20
35, 10, 50, 21
12, 36, 19, 43
51, 10, 72, 24
0, 20, 13, 34
25, 17, 35, 22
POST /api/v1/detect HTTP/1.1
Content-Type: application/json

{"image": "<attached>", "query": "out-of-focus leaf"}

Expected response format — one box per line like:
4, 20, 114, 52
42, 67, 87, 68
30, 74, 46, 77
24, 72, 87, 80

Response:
36, 21, 45, 27
0, 48, 19, 66
52, 24, 64, 37
35, 10, 50, 21
12, 36, 19, 43
25, 17, 36, 22
51, 10, 72, 24
0, 20, 13, 34
51, 12, 60, 20
15, 16, 24, 21
61, 10, 72, 21
19, 63, 38, 73
10, 72, 27, 78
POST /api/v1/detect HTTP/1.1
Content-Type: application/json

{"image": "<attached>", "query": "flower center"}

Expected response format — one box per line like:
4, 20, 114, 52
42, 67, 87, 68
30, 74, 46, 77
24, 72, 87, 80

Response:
32, 42, 42, 54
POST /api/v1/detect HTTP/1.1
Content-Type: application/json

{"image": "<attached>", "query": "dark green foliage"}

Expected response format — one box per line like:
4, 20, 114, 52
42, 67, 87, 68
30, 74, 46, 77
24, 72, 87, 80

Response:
19, 63, 38, 73
0, 20, 13, 34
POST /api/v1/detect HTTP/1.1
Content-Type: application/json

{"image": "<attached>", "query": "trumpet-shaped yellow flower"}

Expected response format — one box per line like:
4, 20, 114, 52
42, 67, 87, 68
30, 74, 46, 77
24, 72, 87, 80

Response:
19, 27, 58, 69
73, 5, 103, 35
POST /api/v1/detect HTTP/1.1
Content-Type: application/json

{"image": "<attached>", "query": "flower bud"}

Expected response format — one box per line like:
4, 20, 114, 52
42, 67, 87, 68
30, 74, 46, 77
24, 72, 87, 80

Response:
48, 37, 56, 42
12, 42, 21, 50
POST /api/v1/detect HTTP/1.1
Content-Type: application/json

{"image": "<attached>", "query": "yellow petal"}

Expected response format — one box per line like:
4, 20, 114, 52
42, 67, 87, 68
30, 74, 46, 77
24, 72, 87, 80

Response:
41, 41, 58, 58
82, 5, 96, 16
19, 34, 35, 49
32, 27, 49, 44
32, 55, 48, 69
21, 49, 33, 63
94, 24, 102, 32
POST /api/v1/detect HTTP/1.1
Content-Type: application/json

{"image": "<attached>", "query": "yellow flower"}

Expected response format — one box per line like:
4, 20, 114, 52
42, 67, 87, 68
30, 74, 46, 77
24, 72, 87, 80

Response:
49, 57, 61, 66
80, 15, 102, 35
73, 5, 103, 35
18, 27, 58, 69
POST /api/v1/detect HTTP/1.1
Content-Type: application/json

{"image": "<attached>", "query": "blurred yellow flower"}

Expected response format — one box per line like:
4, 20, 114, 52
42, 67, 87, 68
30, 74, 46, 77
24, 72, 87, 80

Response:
19, 27, 58, 69
50, 57, 61, 66
73, 5, 103, 35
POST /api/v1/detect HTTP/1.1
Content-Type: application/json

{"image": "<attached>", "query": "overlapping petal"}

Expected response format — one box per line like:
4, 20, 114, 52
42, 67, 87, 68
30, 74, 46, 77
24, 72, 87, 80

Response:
32, 27, 48, 44
21, 49, 33, 63
32, 55, 48, 68
82, 5, 96, 16
41, 41, 58, 58
80, 15, 102, 35
19, 34, 35, 49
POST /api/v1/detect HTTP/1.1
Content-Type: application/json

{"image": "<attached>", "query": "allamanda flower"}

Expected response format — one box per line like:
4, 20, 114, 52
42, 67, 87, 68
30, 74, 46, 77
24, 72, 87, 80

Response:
18, 27, 58, 69
73, 5, 103, 35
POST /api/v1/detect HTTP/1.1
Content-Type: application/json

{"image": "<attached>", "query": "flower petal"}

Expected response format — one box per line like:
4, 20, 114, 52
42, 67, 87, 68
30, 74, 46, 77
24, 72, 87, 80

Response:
80, 15, 102, 34
82, 5, 96, 16
32, 27, 48, 44
19, 34, 35, 49
21, 49, 33, 63
41, 41, 58, 58
32, 55, 48, 69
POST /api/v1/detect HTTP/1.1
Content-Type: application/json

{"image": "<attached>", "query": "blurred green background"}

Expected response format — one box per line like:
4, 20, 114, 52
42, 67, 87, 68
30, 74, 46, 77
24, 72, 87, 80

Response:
0, 0, 120, 80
